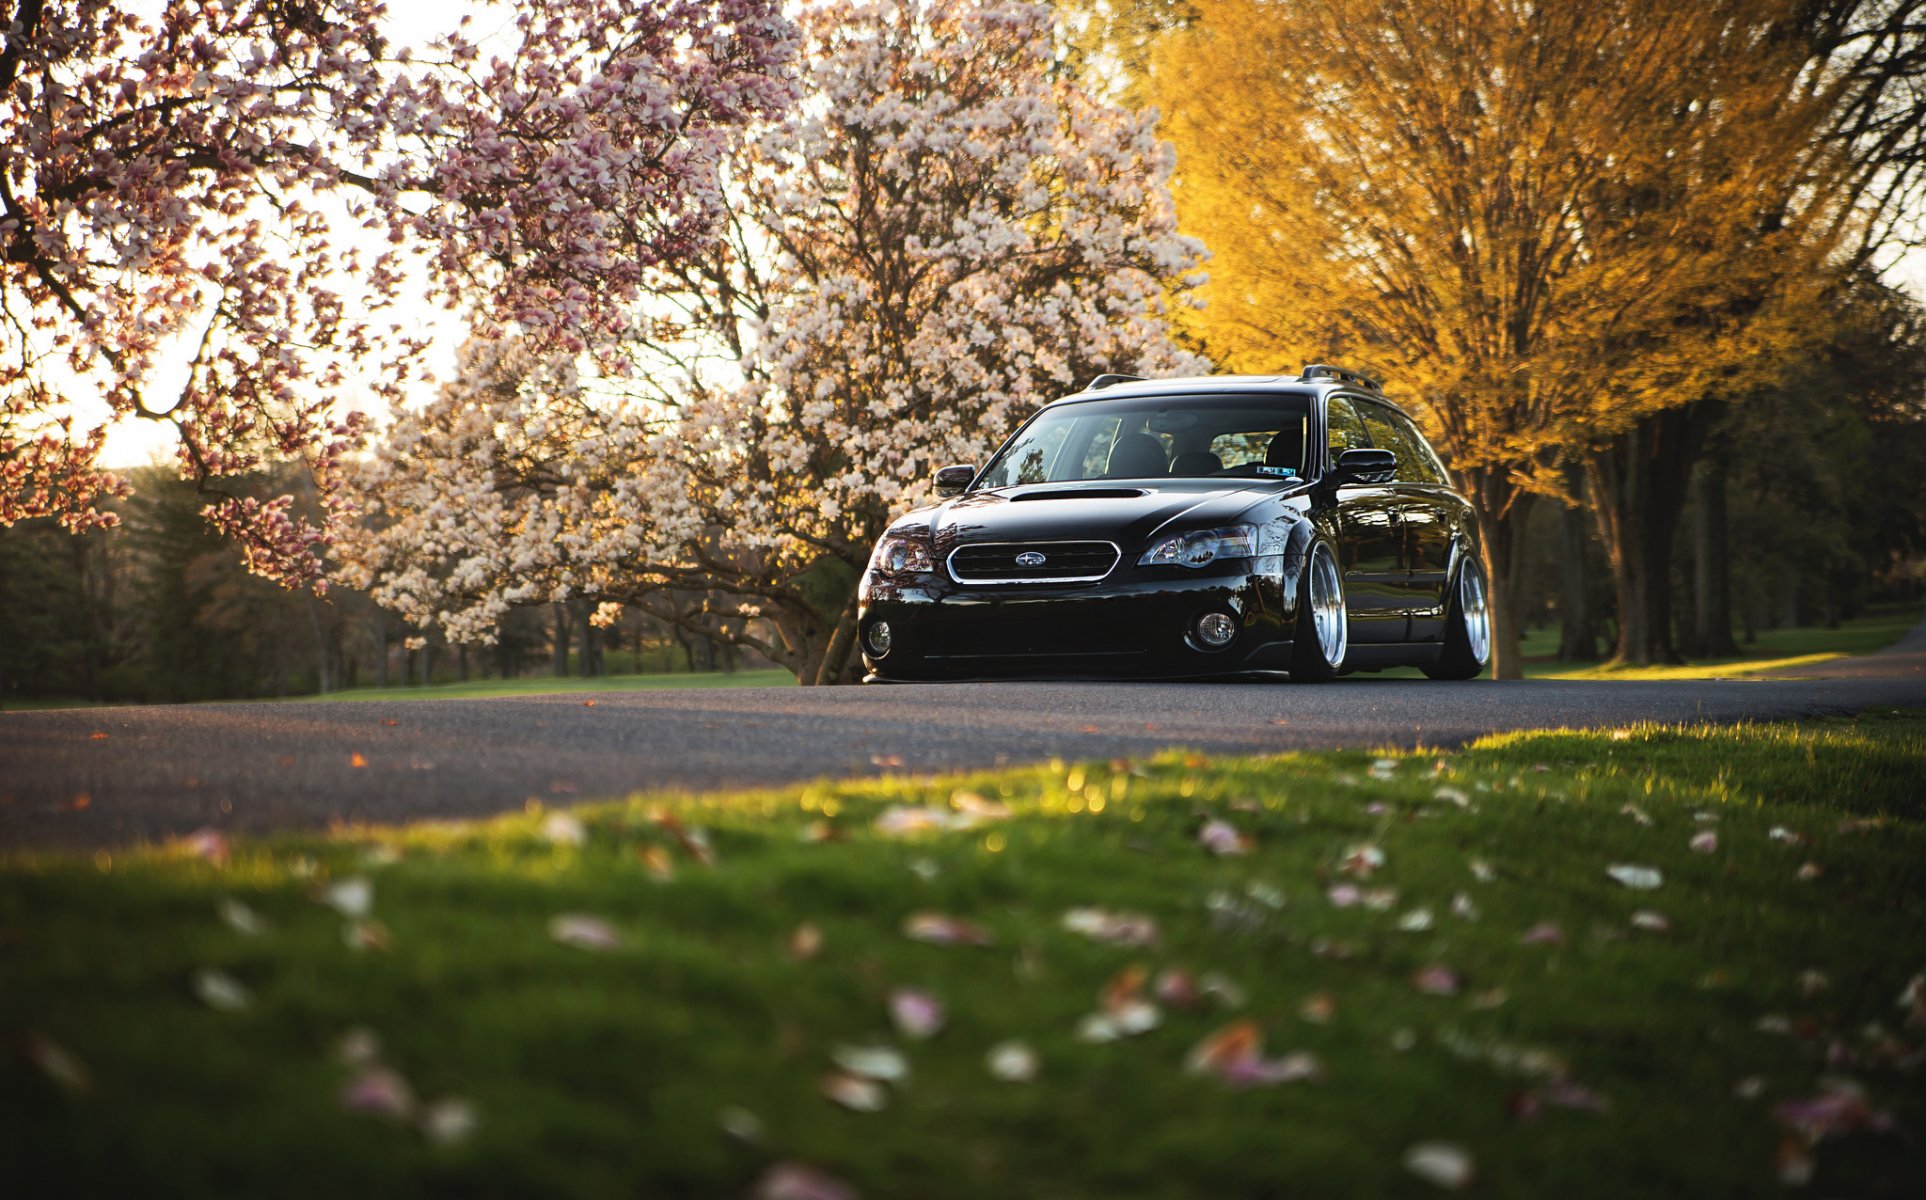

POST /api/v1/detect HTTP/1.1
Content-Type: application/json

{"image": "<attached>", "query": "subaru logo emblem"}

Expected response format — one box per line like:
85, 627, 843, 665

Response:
1015, 551, 1048, 567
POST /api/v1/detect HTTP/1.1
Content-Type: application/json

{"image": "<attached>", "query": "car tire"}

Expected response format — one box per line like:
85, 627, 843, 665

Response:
1290, 541, 1348, 682
1425, 554, 1492, 680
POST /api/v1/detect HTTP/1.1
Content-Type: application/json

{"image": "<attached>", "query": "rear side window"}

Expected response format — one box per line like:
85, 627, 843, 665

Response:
1358, 401, 1448, 486
1326, 396, 1369, 462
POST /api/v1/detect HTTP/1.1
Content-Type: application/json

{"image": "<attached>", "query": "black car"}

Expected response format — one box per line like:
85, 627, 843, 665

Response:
858, 367, 1491, 682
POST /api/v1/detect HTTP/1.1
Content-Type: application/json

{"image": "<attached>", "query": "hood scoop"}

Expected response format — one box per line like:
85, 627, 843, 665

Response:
1011, 488, 1147, 502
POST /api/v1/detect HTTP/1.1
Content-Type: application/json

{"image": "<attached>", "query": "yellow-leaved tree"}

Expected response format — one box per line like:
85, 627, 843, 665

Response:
1150, 0, 1905, 674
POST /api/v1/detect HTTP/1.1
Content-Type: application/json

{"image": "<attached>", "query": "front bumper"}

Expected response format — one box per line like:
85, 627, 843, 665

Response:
859, 556, 1297, 681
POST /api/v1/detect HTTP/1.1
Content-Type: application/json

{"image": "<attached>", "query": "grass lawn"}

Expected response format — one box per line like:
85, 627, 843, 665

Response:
1517, 602, 1923, 681
4, 713, 1923, 1197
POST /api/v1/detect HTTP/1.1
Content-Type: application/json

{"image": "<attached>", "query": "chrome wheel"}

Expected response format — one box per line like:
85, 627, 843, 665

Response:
1460, 559, 1491, 666
1309, 543, 1347, 666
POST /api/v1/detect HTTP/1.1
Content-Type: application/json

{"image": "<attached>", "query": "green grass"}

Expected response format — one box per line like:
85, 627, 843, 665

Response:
5, 714, 1924, 1197
1517, 603, 1922, 680
302, 667, 796, 703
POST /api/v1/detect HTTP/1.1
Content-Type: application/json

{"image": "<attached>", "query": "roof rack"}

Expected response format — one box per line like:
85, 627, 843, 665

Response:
1085, 373, 1145, 391
1299, 363, 1383, 392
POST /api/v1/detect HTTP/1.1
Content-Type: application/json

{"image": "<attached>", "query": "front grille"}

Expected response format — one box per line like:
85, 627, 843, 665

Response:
947, 541, 1120, 585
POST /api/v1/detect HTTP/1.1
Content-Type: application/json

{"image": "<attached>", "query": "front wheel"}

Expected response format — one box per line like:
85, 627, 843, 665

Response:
1290, 541, 1348, 681
1425, 554, 1492, 680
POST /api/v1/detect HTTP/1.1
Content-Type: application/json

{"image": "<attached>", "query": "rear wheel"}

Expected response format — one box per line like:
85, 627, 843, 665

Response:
1291, 541, 1347, 681
1425, 554, 1491, 680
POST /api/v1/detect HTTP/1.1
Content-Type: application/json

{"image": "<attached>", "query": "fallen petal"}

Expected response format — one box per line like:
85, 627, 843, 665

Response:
1411, 966, 1462, 996
174, 827, 230, 863
755, 1163, 859, 1200
1450, 892, 1480, 921
541, 812, 586, 847
986, 1040, 1038, 1083
1154, 967, 1200, 1009
24, 1035, 91, 1096
1689, 831, 1719, 855
191, 967, 251, 1012
821, 1073, 887, 1112
1403, 1141, 1474, 1190
830, 1044, 909, 1083
904, 912, 993, 947
874, 806, 958, 838
888, 988, 944, 1040
217, 898, 267, 936
548, 914, 622, 951
1060, 907, 1158, 947
1606, 864, 1662, 890
1397, 907, 1435, 933
1341, 843, 1385, 877
420, 1097, 479, 1146
1520, 922, 1565, 947
318, 877, 374, 919
1433, 786, 1470, 808
343, 919, 392, 952
340, 1066, 415, 1119
1327, 884, 1362, 908
1630, 910, 1671, 933
1198, 818, 1252, 857
1299, 992, 1336, 1024
788, 922, 823, 960
337, 1027, 381, 1067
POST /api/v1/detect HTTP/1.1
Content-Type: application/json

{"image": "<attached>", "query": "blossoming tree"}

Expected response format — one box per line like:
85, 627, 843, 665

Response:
1, 0, 795, 585
346, 0, 1206, 683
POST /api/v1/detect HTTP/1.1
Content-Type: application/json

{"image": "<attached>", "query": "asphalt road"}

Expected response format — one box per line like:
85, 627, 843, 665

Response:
5, 633, 1923, 851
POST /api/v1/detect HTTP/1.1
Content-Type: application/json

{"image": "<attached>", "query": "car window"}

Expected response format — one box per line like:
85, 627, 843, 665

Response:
1389, 410, 1451, 485
1326, 396, 1369, 462
973, 394, 1315, 488
1358, 401, 1447, 486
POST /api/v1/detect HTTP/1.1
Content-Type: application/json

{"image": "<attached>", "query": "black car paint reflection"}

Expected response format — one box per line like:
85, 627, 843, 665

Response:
858, 376, 1486, 681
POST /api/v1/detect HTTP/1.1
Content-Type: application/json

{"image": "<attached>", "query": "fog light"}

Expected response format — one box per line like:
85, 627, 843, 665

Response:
1195, 611, 1237, 648
866, 621, 893, 656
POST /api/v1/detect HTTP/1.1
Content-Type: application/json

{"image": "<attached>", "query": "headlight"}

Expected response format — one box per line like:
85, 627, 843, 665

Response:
1138, 524, 1257, 568
870, 531, 934, 574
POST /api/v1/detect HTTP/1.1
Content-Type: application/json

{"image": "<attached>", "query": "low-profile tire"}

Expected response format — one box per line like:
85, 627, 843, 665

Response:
1290, 541, 1348, 682
1425, 554, 1492, 680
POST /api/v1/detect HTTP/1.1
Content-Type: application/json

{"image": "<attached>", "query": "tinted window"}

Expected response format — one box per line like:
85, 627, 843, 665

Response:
1326, 396, 1369, 462
1359, 401, 1448, 486
975, 394, 1314, 488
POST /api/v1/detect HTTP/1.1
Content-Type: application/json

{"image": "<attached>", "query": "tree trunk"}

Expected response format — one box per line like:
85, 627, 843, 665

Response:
1690, 457, 1739, 658
1586, 404, 1713, 666
812, 607, 862, 686
1458, 465, 1533, 680
1556, 463, 1601, 662
551, 603, 571, 676
579, 602, 601, 677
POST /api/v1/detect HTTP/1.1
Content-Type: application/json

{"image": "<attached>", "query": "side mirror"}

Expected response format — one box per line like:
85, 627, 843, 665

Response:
934, 464, 976, 498
1335, 448, 1397, 485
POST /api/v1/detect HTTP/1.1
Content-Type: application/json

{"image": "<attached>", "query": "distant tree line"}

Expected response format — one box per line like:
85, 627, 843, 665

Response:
0, 468, 752, 706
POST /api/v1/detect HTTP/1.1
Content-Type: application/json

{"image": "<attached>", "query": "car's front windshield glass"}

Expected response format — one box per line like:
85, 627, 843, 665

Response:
972, 393, 1315, 490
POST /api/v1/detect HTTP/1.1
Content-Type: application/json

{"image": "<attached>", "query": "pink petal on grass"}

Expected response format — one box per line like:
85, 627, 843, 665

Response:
1520, 922, 1565, 947
174, 827, 231, 864
1403, 1141, 1474, 1190
340, 1066, 416, 1119
1689, 831, 1719, 855
1060, 907, 1158, 947
754, 1163, 859, 1200
1411, 966, 1463, 996
1773, 1082, 1894, 1141
1630, 910, 1671, 933
1198, 818, 1253, 857
548, 914, 622, 951
1341, 843, 1385, 877
1154, 967, 1200, 1010
820, 1072, 887, 1112
1327, 884, 1362, 908
888, 988, 944, 1040
903, 912, 993, 946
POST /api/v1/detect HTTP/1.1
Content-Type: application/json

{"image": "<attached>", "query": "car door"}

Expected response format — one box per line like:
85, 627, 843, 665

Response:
1325, 394, 1406, 643
1357, 400, 1455, 641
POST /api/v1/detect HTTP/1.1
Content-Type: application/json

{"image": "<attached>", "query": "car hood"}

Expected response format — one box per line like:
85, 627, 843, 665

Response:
910, 479, 1298, 550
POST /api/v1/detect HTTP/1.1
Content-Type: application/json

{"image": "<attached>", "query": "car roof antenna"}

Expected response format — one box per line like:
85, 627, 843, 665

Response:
1086, 373, 1146, 391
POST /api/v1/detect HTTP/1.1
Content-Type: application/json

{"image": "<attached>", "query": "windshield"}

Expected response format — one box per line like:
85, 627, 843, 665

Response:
973, 393, 1315, 490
